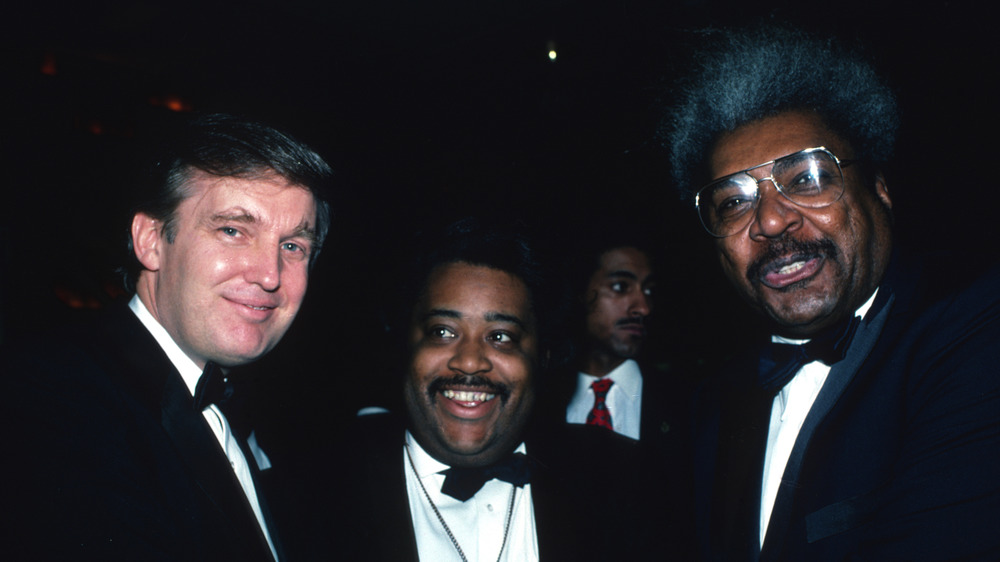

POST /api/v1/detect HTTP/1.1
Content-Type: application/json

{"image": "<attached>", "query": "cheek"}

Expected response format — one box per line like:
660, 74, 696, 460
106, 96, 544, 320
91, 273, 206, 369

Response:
410, 347, 446, 381
282, 265, 310, 300
496, 355, 534, 390
716, 240, 745, 276
589, 298, 617, 328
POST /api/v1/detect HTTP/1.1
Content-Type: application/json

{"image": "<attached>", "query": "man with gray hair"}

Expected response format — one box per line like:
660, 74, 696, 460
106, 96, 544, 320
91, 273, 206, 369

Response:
662, 26, 1000, 560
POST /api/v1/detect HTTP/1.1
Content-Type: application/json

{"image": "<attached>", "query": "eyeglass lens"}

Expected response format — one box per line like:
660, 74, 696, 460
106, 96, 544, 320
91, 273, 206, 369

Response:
698, 149, 844, 237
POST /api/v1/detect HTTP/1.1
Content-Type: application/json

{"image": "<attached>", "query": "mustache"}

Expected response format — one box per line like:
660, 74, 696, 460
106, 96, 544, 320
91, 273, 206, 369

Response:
427, 374, 511, 403
615, 317, 645, 328
746, 238, 839, 282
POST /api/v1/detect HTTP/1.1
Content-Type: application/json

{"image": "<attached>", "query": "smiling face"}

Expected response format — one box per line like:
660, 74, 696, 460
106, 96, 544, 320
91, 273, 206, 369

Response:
403, 262, 538, 468
708, 110, 893, 337
583, 246, 654, 377
132, 170, 318, 368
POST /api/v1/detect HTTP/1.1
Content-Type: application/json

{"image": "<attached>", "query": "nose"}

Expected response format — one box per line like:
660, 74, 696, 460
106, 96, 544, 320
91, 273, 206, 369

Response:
630, 291, 652, 317
447, 337, 492, 375
747, 180, 803, 240
245, 243, 282, 292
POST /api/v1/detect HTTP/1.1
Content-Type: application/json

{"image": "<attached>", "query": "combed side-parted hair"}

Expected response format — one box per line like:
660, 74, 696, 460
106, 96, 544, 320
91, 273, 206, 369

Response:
661, 25, 899, 201
123, 113, 334, 291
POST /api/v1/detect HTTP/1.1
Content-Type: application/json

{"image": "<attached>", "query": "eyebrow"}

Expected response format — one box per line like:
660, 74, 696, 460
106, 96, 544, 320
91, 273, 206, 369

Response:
210, 211, 258, 225
605, 270, 639, 281
210, 211, 317, 244
420, 308, 529, 330
288, 220, 318, 245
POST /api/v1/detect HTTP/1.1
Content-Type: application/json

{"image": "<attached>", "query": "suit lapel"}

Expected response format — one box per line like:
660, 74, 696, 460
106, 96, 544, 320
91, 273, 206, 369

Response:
357, 420, 419, 561
158, 374, 275, 558
761, 291, 895, 560
99, 303, 274, 560
718, 386, 771, 561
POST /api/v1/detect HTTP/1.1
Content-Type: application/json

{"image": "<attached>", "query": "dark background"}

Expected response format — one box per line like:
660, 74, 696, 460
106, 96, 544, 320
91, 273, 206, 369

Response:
3, 1, 997, 434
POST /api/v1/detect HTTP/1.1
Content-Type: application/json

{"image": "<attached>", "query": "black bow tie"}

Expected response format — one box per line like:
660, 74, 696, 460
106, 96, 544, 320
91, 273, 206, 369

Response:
193, 361, 233, 411
439, 452, 532, 502
758, 315, 861, 396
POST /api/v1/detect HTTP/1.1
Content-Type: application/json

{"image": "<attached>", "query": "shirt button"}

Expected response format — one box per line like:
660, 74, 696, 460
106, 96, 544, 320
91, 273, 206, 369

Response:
487, 504, 494, 512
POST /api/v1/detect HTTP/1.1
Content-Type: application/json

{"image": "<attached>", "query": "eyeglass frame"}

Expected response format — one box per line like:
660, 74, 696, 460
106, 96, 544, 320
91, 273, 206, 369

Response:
694, 146, 855, 238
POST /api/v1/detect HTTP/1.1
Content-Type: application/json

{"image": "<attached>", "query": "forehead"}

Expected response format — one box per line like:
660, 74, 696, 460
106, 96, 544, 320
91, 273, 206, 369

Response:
594, 247, 652, 278
708, 110, 852, 180
418, 262, 534, 324
178, 172, 316, 220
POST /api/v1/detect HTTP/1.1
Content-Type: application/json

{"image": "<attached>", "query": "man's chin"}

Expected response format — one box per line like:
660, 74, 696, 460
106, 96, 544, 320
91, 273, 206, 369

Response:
762, 302, 840, 337
429, 440, 501, 468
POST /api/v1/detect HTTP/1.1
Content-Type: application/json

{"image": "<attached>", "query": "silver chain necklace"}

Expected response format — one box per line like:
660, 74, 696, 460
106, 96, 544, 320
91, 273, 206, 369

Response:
405, 445, 517, 562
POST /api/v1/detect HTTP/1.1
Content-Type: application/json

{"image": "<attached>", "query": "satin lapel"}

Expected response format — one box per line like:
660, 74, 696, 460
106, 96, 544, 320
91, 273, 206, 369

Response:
693, 350, 771, 561
717, 385, 771, 561
93, 303, 272, 559
525, 445, 564, 561
365, 425, 419, 562
158, 363, 275, 558
761, 293, 895, 560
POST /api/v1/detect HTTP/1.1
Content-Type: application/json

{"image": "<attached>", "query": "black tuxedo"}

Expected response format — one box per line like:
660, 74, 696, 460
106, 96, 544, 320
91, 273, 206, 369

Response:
693, 259, 1000, 561
276, 412, 647, 561
2, 301, 277, 561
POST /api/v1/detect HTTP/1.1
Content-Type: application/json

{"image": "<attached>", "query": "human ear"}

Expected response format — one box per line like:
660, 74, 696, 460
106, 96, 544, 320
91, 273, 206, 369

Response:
874, 173, 892, 210
131, 212, 163, 271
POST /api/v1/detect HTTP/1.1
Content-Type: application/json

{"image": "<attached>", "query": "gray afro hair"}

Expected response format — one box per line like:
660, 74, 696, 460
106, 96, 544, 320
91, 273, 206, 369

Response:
661, 25, 899, 201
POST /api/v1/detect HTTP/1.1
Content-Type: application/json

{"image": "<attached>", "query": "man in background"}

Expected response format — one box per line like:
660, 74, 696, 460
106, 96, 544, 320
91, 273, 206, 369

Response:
557, 234, 695, 559
564, 240, 658, 440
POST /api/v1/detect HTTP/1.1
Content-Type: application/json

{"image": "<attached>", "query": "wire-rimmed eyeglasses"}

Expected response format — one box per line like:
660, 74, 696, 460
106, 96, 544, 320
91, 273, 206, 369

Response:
695, 146, 851, 238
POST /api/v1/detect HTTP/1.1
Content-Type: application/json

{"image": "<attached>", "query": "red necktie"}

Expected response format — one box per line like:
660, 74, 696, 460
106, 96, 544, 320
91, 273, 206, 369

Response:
586, 378, 614, 430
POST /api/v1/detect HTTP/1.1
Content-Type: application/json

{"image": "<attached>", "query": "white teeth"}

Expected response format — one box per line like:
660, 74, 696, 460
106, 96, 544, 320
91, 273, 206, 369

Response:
442, 389, 496, 403
777, 261, 806, 275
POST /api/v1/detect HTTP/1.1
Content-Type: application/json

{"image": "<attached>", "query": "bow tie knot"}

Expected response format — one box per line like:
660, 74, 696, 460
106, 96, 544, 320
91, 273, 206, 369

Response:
439, 452, 532, 502
759, 314, 861, 396
193, 361, 233, 411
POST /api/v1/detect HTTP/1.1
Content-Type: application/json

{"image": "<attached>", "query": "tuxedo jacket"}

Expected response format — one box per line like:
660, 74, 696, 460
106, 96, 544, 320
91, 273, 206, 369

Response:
2, 301, 277, 561
693, 259, 1000, 561
277, 412, 650, 561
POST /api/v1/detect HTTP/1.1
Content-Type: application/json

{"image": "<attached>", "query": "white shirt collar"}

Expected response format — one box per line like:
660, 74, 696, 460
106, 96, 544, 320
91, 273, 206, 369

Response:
128, 294, 204, 397
578, 358, 642, 396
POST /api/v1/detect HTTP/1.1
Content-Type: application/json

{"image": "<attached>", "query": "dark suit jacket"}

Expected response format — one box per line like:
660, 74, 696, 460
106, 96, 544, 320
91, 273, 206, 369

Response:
536, 359, 698, 559
276, 412, 648, 561
2, 301, 277, 561
693, 259, 1000, 561
635, 363, 698, 558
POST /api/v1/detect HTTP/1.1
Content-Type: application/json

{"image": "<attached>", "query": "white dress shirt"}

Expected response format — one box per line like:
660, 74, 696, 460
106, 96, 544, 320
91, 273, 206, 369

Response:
565, 359, 643, 440
759, 290, 878, 547
404, 432, 538, 562
129, 296, 278, 561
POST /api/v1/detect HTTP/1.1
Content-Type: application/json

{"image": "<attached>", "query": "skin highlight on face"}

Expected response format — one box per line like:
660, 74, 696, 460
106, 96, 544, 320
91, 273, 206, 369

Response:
131, 170, 318, 368
708, 110, 893, 337
404, 261, 538, 468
